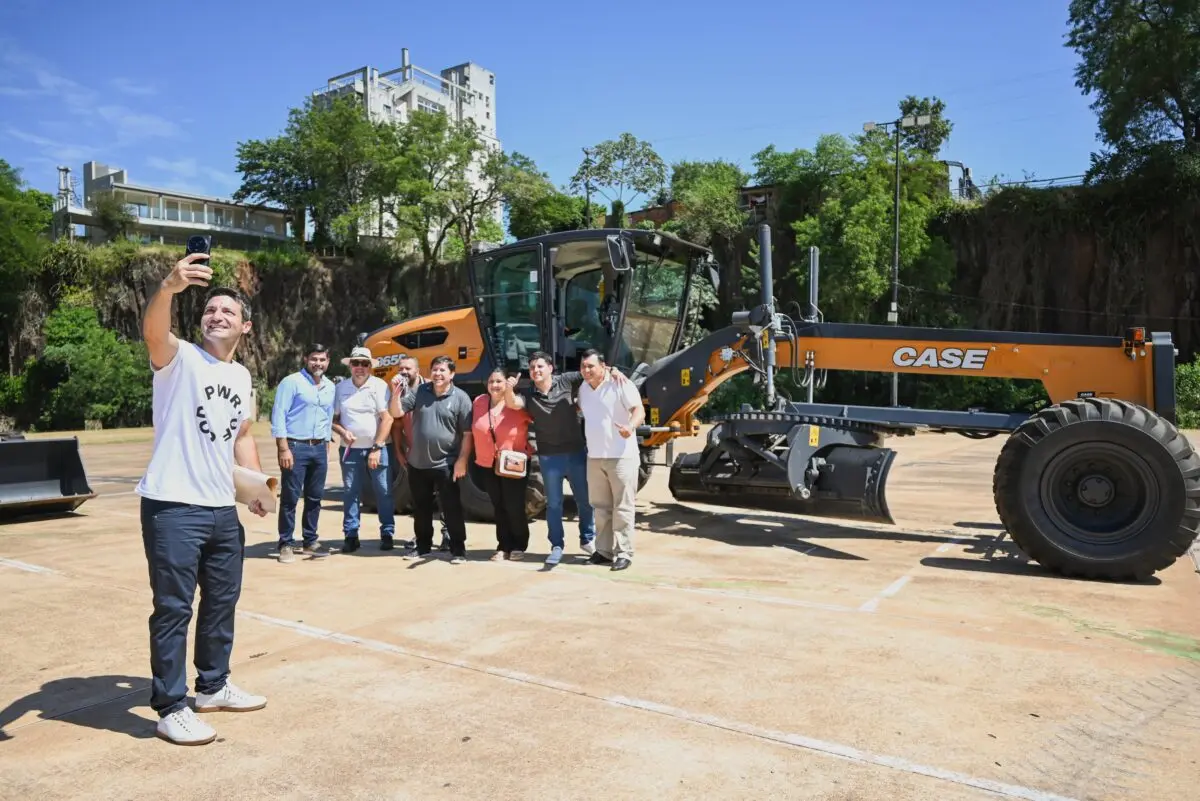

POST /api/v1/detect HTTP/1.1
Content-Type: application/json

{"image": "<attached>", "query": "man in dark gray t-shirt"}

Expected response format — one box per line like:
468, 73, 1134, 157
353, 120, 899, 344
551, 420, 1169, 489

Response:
388, 355, 473, 561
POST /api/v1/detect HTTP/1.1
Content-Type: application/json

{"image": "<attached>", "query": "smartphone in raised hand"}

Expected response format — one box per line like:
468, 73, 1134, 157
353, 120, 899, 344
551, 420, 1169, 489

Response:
185, 235, 212, 260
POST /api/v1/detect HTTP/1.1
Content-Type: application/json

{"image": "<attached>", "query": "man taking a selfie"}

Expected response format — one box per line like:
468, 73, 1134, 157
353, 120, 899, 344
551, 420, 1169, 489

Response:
135, 243, 269, 746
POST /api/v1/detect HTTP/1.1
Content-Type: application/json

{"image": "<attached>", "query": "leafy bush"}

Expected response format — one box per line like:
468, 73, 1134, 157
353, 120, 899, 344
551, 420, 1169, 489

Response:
1177, 355, 1200, 429
6, 303, 152, 430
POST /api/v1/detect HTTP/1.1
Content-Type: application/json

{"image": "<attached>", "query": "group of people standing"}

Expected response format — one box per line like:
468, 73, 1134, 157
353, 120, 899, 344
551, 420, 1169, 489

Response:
130, 252, 646, 747
269, 343, 643, 572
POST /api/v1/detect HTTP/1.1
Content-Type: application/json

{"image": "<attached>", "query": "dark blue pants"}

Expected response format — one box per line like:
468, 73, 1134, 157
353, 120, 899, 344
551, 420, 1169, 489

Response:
140, 498, 244, 717
540, 450, 595, 549
277, 441, 328, 546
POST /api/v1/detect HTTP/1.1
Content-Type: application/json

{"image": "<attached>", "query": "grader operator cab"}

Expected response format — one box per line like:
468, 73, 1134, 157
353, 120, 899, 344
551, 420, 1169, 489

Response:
361, 224, 1199, 582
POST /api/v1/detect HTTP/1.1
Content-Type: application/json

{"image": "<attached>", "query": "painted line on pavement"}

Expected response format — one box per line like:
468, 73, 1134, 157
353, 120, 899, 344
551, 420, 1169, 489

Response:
858, 537, 970, 612
240, 609, 1082, 801
0, 557, 64, 575
858, 575, 912, 612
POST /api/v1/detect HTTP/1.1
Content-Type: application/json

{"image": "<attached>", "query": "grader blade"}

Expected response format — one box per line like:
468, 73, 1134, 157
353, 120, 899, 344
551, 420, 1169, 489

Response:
667, 415, 900, 525
0, 436, 97, 519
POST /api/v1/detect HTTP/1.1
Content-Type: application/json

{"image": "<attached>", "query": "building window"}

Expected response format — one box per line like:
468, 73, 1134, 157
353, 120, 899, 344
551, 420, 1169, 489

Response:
418, 97, 445, 114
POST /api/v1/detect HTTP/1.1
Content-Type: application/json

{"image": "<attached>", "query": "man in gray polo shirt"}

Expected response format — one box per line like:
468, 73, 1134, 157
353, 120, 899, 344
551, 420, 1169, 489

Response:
388, 355, 474, 563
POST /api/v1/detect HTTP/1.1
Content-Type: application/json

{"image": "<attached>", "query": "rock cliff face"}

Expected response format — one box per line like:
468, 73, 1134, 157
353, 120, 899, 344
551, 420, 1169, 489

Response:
7, 246, 472, 389
933, 192, 1200, 361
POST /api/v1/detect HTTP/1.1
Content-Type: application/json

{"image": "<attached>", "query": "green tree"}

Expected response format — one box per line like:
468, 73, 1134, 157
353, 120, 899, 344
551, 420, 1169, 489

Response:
666, 159, 749, 246
233, 134, 311, 244
14, 303, 153, 430
235, 93, 388, 247
1067, 0, 1200, 178
0, 160, 52, 374
503, 153, 592, 239
897, 95, 953, 156
90, 193, 137, 240
570, 133, 667, 217
374, 110, 482, 268
785, 130, 954, 323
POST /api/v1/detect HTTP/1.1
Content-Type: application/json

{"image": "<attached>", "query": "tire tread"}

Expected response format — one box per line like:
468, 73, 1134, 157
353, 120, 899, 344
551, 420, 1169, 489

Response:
993, 397, 1200, 581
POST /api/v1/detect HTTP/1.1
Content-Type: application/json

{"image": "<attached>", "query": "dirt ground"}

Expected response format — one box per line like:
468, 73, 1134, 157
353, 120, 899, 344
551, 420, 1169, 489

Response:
1, 424, 1198, 801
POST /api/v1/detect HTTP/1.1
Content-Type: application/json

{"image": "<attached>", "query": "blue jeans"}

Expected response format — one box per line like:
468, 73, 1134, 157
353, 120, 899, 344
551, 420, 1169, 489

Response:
339, 446, 395, 539
140, 498, 244, 717
277, 440, 328, 547
539, 450, 595, 549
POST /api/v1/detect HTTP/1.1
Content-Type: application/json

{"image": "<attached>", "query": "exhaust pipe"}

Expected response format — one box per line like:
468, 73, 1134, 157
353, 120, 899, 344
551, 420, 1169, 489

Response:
758, 223, 777, 409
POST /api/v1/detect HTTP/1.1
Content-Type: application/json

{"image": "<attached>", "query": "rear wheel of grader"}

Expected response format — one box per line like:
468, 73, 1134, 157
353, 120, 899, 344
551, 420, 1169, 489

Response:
993, 397, 1200, 581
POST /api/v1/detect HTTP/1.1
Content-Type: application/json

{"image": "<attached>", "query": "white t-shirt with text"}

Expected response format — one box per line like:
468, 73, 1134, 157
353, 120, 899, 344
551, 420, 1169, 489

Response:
136, 341, 253, 507
578, 376, 642, 461
334, 375, 391, 448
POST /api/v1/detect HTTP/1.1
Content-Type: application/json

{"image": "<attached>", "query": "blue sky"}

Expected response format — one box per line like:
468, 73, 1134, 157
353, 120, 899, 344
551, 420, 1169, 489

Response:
0, 0, 1098, 210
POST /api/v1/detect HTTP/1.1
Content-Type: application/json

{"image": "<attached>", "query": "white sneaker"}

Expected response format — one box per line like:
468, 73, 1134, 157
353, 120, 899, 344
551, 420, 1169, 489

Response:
580, 540, 596, 556
156, 707, 216, 745
195, 680, 267, 713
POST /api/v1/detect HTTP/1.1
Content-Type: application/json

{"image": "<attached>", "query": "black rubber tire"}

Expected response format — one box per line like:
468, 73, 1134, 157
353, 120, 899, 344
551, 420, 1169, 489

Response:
993, 397, 1200, 581
637, 448, 654, 492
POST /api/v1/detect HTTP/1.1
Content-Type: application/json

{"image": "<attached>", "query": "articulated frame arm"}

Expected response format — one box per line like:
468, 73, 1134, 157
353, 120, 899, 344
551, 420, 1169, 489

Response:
638, 323, 1175, 449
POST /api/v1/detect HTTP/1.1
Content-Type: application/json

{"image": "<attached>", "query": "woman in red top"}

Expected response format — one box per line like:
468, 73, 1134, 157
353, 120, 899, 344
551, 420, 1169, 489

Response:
473, 367, 533, 560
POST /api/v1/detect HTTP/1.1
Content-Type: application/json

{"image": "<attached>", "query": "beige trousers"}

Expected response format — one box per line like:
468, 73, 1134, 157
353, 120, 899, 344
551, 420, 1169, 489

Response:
587, 456, 638, 560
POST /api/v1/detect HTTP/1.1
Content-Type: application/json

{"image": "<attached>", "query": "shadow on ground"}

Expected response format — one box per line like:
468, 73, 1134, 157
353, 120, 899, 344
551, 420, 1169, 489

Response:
640, 501, 974, 560
0, 675, 153, 743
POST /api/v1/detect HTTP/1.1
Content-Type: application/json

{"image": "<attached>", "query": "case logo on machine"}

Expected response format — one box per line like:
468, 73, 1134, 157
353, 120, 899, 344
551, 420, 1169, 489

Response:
892, 345, 990, 370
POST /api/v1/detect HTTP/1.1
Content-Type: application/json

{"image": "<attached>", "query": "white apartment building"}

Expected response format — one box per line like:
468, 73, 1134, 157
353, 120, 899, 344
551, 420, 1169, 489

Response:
312, 48, 503, 243
51, 161, 292, 250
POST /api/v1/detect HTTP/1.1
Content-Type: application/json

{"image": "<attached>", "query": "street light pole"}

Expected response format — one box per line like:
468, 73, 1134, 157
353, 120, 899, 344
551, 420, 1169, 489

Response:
890, 121, 902, 407
863, 113, 932, 406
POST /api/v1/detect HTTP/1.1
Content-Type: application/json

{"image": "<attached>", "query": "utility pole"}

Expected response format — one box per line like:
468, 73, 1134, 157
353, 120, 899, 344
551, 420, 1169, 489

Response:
863, 113, 931, 406
581, 147, 593, 230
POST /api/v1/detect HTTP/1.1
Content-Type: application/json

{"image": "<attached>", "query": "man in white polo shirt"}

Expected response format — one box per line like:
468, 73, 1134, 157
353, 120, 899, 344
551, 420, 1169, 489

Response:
332, 346, 395, 552
135, 250, 269, 746
577, 348, 644, 571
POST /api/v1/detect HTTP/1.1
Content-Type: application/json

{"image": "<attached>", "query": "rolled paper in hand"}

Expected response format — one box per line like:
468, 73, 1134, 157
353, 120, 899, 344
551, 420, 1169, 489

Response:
234, 466, 279, 512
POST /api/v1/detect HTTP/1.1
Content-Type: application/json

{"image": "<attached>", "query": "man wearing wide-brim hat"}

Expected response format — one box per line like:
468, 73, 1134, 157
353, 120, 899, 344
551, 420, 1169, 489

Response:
331, 346, 397, 552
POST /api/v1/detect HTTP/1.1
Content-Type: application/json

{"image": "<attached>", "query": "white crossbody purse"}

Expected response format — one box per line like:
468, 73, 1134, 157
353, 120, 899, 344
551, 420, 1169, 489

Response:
489, 406, 528, 479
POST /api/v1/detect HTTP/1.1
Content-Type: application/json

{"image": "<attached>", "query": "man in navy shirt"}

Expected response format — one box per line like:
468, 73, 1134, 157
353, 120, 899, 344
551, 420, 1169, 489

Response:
270, 344, 335, 562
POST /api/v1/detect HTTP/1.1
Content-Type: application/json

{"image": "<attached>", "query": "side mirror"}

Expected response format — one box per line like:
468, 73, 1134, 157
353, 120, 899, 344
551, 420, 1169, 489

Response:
606, 235, 632, 272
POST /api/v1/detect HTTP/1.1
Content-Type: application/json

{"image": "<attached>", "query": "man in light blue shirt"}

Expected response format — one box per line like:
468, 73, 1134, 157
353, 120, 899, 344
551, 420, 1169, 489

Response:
270, 344, 335, 563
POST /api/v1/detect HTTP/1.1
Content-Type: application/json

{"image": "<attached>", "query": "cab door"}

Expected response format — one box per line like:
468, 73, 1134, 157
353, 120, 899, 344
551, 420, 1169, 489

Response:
469, 244, 547, 374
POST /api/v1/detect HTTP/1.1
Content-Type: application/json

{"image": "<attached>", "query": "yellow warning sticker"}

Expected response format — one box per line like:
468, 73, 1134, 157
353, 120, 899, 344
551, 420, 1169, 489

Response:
808, 426, 819, 446
681, 368, 691, 387
650, 408, 660, 425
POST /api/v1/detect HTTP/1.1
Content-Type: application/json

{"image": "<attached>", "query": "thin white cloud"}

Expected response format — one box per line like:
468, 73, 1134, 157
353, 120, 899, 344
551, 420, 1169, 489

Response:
147, 155, 199, 178
0, 40, 180, 147
146, 155, 240, 195
111, 77, 156, 96
96, 105, 181, 143
3, 126, 92, 164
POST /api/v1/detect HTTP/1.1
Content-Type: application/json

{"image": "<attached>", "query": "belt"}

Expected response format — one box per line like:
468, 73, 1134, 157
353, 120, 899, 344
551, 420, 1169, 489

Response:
288, 438, 327, 445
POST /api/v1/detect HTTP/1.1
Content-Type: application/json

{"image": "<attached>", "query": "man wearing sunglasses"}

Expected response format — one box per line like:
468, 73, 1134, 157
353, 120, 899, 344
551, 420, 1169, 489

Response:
332, 347, 396, 551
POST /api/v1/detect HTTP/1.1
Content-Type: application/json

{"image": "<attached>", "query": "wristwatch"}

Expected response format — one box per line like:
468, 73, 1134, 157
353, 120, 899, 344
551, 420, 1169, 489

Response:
369, 443, 384, 452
